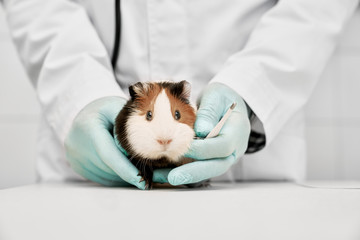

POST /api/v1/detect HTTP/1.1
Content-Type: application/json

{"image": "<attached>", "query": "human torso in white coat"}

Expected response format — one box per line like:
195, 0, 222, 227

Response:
4, 0, 357, 183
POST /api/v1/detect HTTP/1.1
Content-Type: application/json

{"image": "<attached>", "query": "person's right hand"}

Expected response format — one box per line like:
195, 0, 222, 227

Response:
64, 96, 146, 189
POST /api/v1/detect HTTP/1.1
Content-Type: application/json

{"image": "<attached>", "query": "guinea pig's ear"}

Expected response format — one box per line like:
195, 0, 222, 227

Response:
169, 80, 192, 103
179, 80, 191, 100
129, 85, 137, 100
129, 82, 145, 101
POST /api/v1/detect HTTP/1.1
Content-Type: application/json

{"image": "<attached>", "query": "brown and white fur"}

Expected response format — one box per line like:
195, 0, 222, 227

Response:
115, 81, 196, 189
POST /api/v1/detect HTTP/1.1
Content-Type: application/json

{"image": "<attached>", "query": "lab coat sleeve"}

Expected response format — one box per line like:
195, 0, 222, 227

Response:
210, 0, 359, 145
2, 0, 126, 143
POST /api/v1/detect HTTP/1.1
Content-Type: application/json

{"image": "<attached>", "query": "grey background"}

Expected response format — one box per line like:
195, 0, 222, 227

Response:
1, 7, 360, 189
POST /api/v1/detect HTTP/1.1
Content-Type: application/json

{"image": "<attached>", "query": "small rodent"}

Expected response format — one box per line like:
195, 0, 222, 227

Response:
115, 80, 197, 189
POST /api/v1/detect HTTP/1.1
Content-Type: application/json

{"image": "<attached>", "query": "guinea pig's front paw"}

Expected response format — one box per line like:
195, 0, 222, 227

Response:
138, 171, 154, 190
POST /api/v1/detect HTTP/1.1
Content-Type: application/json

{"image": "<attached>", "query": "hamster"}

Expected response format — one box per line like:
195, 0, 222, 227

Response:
115, 80, 197, 189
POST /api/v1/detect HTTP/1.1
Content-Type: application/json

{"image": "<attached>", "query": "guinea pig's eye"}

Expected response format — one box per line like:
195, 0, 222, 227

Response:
174, 110, 181, 120
146, 111, 153, 121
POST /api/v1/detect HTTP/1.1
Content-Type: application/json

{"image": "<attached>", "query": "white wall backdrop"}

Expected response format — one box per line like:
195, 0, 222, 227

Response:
305, 9, 360, 180
0, 7, 359, 189
0, 7, 40, 189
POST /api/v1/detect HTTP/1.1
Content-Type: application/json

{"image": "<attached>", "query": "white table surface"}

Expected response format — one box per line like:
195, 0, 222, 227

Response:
0, 181, 360, 240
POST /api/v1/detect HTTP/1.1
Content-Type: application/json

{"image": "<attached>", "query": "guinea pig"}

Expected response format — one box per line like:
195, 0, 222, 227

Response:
115, 80, 197, 189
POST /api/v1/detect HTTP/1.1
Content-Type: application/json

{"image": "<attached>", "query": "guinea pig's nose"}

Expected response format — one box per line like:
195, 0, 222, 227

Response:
157, 139, 172, 145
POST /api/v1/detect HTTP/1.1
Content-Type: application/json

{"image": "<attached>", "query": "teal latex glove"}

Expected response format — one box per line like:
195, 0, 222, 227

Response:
64, 97, 146, 190
154, 82, 251, 185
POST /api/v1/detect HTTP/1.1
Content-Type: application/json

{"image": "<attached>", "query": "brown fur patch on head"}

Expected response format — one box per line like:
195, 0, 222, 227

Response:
165, 88, 196, 128
129, 82, 162, 115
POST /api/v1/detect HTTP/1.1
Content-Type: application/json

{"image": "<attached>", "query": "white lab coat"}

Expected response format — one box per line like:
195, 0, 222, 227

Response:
2, 0, 358, 182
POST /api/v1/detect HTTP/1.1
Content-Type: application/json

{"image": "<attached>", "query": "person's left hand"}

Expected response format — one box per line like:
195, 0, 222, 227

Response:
65, 97, 147, 189
153, 82, 251, 185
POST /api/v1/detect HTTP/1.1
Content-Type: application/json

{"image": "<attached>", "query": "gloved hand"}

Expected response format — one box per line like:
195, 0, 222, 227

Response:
154, 82, 251, 185
64, 96, 146, 190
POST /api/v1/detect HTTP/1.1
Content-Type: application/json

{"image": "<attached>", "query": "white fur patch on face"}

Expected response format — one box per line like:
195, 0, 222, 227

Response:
126, 90, 194, 161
